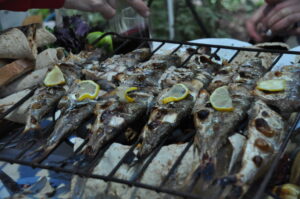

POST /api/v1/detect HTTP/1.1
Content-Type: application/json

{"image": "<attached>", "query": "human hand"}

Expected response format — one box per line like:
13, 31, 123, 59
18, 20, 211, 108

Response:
246, 5, 269, 42
261, 0, 300, 36
64, 0, 150, 19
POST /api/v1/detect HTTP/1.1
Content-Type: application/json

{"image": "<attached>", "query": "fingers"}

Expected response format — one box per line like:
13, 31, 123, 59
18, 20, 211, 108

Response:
126, 0, 150, 17
270, 13, 300, 32
262, 0, 299, 27
246, 20, 263, 42
246, 5, 267, 42
90, 1, 116, 19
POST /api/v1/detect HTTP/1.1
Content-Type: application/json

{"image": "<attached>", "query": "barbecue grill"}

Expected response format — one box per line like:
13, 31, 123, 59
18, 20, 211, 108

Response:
0, 32, 300, 199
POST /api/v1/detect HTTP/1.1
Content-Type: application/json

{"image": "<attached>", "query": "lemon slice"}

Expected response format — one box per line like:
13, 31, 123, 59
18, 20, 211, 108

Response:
44, 65, 65, 87
210, 86, 234, 112
256, 79, 286, 92
76, 80, 100, 101
116, 87, 138, 103
161, 84, 190, 104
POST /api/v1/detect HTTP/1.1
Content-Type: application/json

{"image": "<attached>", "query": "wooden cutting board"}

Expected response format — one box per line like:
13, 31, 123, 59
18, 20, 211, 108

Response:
0, 59, 34, 87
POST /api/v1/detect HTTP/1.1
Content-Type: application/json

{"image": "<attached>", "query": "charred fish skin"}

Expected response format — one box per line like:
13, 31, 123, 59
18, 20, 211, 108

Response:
32, 103, 95, 161
82, 48, 151, 82
207, 64, 239, 92
84, 91, 154, 157
253, 65, 300, 115
232, 58, 266, 89
218, 100, 285, 199
82, 53, 182, 158
137, 79, 204, 159
190, 59, 265, 181
117, 53, 182, 90
193, 84, 252, 162
208, 58, 265, 92
23, 63, 82, 134
137, 55, 221, 159
23, 86, 66, 133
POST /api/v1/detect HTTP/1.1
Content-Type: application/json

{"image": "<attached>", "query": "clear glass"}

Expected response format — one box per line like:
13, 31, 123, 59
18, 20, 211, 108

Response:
108, 4, 150, 38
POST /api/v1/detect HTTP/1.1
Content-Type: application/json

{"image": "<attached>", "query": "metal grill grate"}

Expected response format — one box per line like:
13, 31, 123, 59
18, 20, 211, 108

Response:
1, 33, 300, 199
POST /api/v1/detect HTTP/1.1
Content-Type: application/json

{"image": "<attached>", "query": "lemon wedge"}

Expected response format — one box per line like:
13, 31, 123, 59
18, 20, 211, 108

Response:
256, 79, 286, 92
116, 87, 138, 103
44, 65, 65, 87
161, 84, 190, 104
210, 86, 234, 112
76, 80, 100, 101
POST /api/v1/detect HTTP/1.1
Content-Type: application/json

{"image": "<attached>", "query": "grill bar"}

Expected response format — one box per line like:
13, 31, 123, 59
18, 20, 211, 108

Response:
181, 46, 202, 66
269, 54, 283, 70
0, 155, 203, 199
171, 44, 183, 54
0, 32, 299, 199
0, 88, 36, 120
103, 32, 300, 55
129, 137, 168, 183
254, 113, 300, 199
159, 139, 193, 187
228, 49, 240, 63
0, 130, 22, 152
108, 140, 140, 178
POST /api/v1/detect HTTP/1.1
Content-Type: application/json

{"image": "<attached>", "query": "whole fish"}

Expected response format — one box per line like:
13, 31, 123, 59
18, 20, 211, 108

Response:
188, 58, 265, 182
31, 103, 95, 162
82, 48, 151, 84
253, 65, 300, 115
23, 63, 81, 134
23, 87, 66, 134
192, 84, 252, 181
218, 100, 285, 198
137, 79, 204, 158
83, 91, 153, 157
137, 55, 221, 158
80, 53, 182, 158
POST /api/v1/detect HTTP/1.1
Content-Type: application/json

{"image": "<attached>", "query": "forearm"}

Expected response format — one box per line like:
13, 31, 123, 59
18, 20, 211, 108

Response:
0, 0, 65, 11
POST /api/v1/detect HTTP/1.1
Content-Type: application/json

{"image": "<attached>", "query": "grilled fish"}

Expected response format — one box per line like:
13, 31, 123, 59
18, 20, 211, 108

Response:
192, 84, 252, 181
82, 48, 151, 84
80, 53, 182, 158
137, 56, 221, 158
83, 91, 154, 157
189, 59, 265, 182
23, 63, 81, 134
218, 100, 285, 198
137, 79, 204, 158
208, 58, 265, 92
31, 103, 95, 162
253, 65, 300, 115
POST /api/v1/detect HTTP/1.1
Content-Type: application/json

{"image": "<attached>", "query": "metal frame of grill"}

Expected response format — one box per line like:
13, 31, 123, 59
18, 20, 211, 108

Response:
0, 33, 300, 199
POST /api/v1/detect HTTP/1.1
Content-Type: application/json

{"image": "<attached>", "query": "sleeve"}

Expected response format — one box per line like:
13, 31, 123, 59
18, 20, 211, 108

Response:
0, 0, 65, 11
